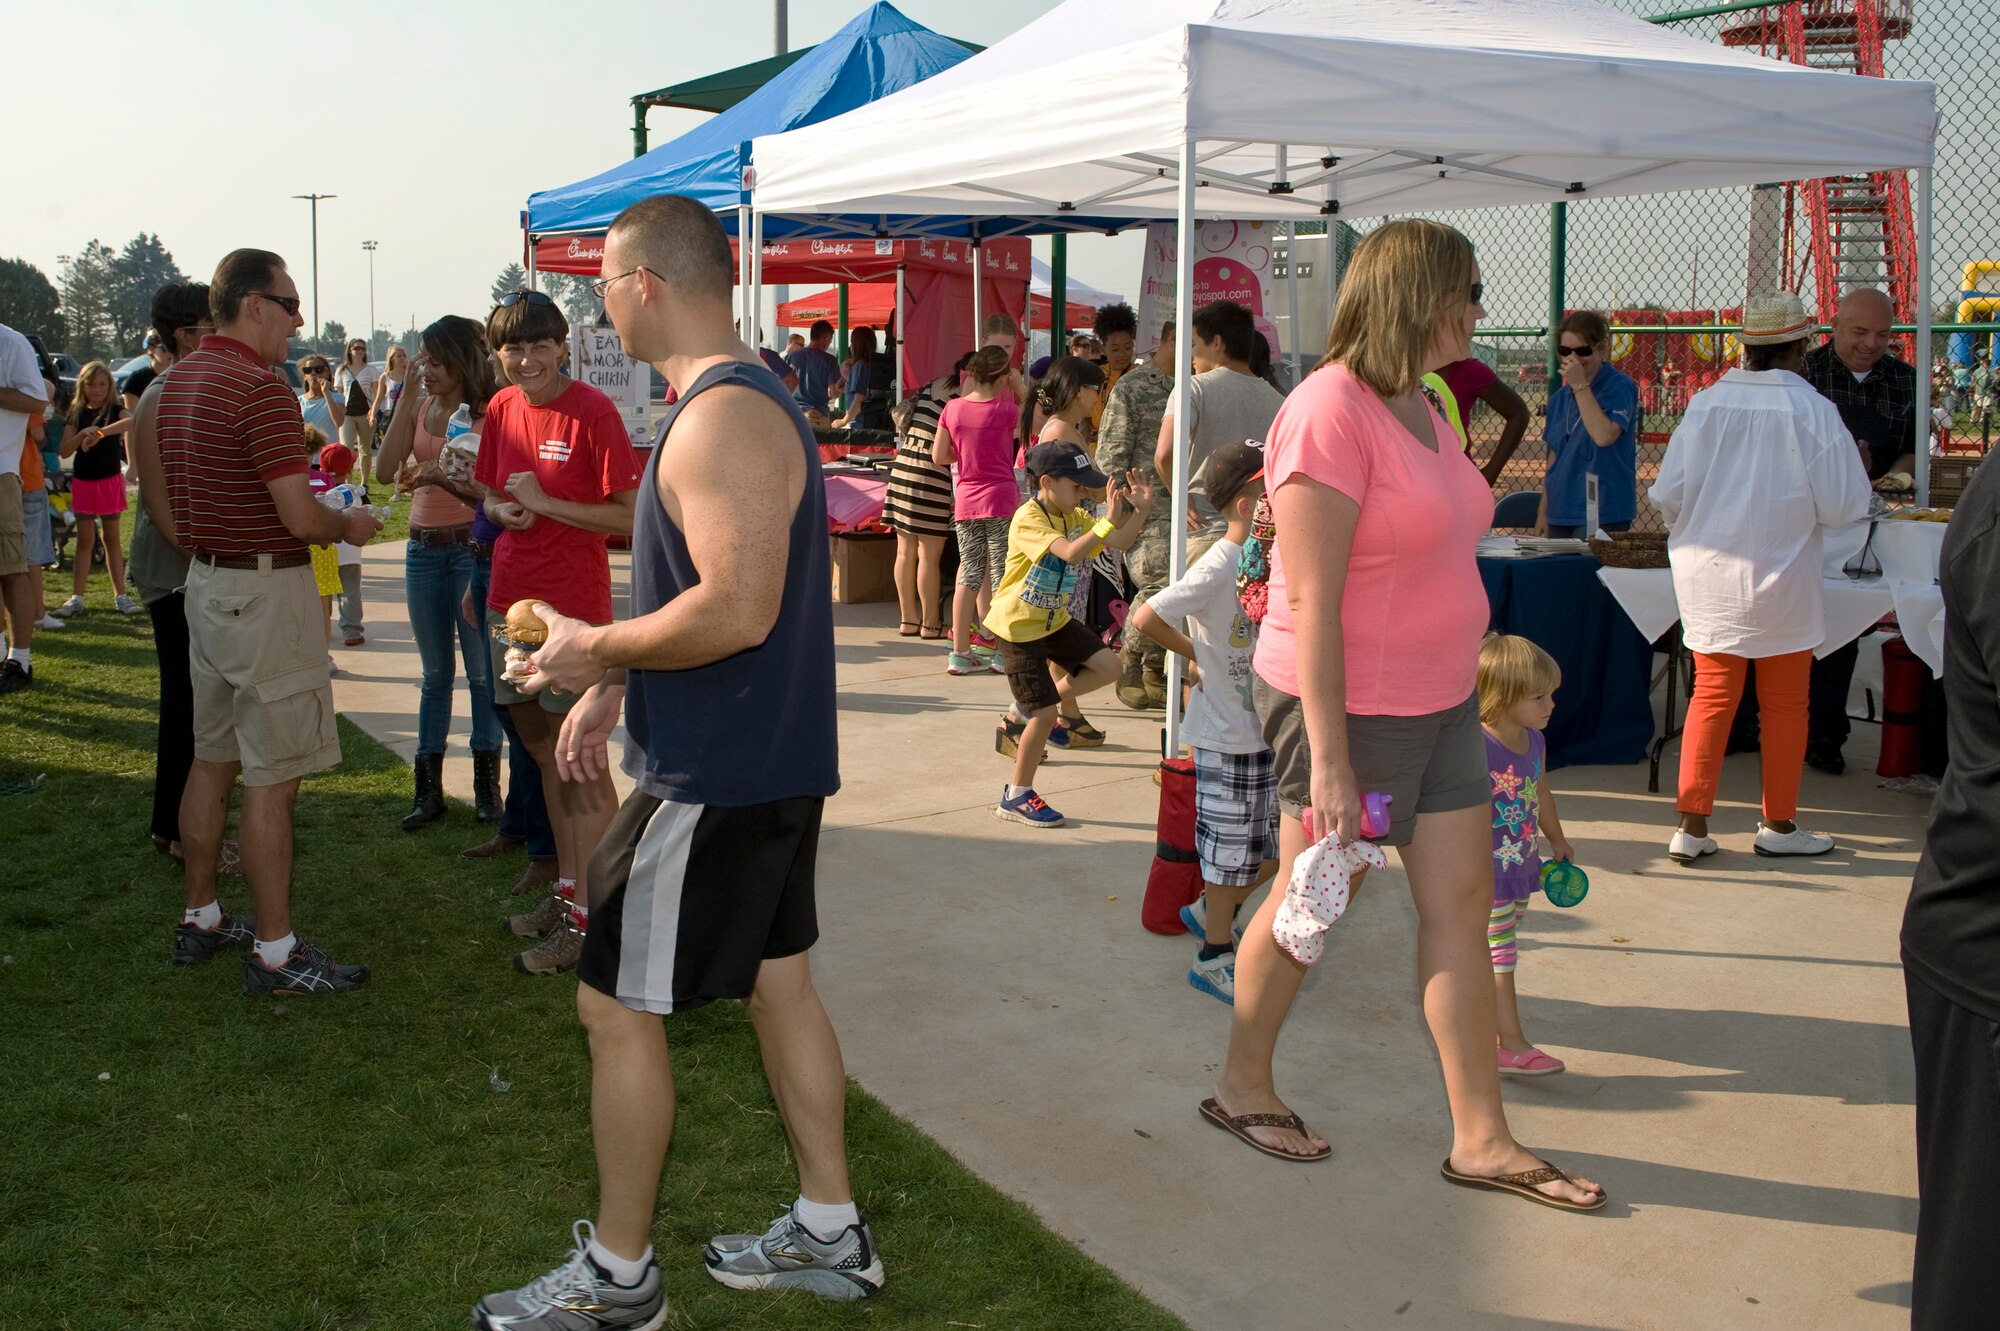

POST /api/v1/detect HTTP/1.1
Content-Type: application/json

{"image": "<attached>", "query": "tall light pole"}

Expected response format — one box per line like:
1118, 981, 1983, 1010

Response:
361, 240, 378, 355
292, 193, 336, 353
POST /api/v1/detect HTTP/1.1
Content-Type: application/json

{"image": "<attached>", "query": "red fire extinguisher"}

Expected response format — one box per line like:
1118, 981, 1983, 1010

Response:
1877, 636, 1928, 779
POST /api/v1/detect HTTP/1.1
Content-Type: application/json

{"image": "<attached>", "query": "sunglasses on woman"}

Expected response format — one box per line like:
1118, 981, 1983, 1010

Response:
497, 290, 556, 309
1558, 344, 1597, 358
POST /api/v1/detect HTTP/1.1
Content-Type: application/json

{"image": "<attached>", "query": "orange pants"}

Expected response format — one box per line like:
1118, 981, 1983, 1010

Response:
1677, 650, 1811, 821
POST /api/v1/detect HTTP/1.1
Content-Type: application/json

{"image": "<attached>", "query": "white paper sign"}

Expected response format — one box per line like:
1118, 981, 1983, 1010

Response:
569, 323, 655, 449
1136, 219, 1287, 362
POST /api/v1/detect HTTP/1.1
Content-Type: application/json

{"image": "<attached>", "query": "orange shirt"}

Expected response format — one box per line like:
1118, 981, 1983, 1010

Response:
19, 420, 44, 490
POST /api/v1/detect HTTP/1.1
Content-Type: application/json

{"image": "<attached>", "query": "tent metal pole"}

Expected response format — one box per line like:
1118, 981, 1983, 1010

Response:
1052, 234, 1069, 354
1915, 165, 1933, 508
737, 205, 753, 346
971, 235, 983, 340
1547, 202, 1568, 385
1286, 222, 1301, 383
837, 285, 849, 370
894, 264, 907, 402
750, 209, 765, 350
1165, 135, 1198, 758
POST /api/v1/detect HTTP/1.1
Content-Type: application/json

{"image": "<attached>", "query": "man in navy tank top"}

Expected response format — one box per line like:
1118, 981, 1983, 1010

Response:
473, 196, 880, 1330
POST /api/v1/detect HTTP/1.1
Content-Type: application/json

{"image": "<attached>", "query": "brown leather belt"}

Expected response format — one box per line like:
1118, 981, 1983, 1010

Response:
193, 550, 312, 571
411, 523, 474, 547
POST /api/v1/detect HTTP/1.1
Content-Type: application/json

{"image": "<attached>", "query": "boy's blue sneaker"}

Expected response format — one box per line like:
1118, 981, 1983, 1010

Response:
1180, 899, 1249, 945
995, 786, 1065, 828
1188, 953, 1235, 1004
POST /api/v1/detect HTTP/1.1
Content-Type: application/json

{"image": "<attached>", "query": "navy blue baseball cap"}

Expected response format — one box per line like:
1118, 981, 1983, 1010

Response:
1024, 440, 1109, 488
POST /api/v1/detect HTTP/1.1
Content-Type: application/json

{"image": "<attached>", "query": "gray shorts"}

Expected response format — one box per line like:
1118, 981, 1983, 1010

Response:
1252, 675, 1487, 847
21, 486, 53, 567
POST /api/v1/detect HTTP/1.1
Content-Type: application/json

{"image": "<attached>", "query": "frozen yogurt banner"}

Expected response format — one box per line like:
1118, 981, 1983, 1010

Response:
569, 322, 655, 449
1136, 219, 1285, 362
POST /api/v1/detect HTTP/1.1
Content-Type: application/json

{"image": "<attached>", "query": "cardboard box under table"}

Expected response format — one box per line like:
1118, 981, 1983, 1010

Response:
831, 533, 896, 604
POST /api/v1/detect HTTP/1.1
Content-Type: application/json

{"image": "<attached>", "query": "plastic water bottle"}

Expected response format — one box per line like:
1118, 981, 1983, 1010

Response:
442, 404, 479, 482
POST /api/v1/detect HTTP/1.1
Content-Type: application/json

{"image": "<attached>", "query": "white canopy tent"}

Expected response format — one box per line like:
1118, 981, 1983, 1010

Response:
752, 0, 1937, 752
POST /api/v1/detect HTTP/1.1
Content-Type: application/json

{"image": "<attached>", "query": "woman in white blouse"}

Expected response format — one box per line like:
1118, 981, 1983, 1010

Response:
1650, 291, 1872, 863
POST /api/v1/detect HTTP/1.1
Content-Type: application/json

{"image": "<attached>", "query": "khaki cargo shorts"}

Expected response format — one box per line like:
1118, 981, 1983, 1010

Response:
186, 558, 342, 786
0, 473, 26, 578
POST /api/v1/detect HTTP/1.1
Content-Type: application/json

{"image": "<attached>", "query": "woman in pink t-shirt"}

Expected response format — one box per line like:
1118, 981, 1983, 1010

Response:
1207, 220, 1605, 1212
934, 345, 1024, 673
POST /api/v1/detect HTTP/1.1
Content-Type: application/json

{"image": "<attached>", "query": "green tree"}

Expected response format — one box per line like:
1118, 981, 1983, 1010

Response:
369, 328, 394, 359
491, 264, 527, 305
541, 272, 600, 326
107, 233, 185, 355
322, 319, 349, 355
0, 259, 62, 344
58, 241, 119, 362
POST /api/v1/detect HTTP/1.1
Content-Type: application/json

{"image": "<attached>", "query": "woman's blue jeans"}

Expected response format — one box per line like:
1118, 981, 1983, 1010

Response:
406, 538, 501, 757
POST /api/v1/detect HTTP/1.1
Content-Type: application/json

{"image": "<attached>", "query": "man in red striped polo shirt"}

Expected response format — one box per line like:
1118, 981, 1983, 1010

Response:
158, 248, 383, 995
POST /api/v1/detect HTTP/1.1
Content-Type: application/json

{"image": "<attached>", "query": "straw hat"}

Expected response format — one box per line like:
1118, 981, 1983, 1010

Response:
1738, 291, 1815, 346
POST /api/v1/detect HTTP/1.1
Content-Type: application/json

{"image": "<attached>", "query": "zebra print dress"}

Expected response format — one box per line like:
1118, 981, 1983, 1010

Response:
882, 377, 956, 540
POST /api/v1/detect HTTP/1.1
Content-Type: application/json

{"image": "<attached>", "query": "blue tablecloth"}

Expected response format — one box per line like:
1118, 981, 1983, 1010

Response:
1478, 554, 1653, 770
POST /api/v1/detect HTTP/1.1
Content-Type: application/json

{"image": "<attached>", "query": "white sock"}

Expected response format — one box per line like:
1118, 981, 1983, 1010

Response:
8, 648, 27, 668
1005, 784, 1032, 801
794, 1196, 860, 1241
585, 1235, 653, 1285
254, 932, 298, 968
184, 901, 223, 929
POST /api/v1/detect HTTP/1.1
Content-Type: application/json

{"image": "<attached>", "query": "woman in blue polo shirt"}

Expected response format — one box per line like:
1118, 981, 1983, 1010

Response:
1536, 310, 1638, 538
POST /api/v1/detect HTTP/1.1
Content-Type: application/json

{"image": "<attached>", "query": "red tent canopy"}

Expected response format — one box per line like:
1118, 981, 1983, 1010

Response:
778, 281, 1093, 332
527, 233, 1030, 392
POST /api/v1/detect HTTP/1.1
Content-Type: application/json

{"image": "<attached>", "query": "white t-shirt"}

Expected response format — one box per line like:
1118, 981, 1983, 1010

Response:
336, 361, 383, 399
1650, 368, 1873, 657
1142, 537, 1266, 754
0, 324, 46, 474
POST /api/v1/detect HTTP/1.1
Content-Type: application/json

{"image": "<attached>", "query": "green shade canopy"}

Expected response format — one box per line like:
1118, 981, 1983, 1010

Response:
634, 35, 981, 114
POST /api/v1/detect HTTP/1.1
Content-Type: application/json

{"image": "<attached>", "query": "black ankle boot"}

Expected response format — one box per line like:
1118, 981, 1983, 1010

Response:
402, 753, 447, 831
473, 749, 503, 824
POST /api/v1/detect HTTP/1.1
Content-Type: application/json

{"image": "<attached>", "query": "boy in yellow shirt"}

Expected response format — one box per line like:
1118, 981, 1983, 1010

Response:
986, 441, 1153, 827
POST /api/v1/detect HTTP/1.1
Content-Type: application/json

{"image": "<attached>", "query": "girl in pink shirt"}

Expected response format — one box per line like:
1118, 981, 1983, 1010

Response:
1204, 220, 1605, 1214
936, 345, 1032, 674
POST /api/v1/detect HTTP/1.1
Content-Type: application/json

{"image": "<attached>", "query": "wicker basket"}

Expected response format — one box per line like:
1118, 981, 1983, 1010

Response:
1930, 455, 1982, 509
1589, 532, 1670, 569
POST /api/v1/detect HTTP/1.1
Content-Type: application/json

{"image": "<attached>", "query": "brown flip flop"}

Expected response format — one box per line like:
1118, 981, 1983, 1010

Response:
1440, 1157, 1607, 1212
1199, 1097, 1332, 1163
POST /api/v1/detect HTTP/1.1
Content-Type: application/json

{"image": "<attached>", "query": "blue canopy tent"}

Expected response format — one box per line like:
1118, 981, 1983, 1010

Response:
525, 2, 978, 240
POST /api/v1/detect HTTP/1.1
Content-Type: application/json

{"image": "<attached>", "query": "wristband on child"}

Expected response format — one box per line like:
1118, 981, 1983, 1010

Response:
1090, 516, 1116, 541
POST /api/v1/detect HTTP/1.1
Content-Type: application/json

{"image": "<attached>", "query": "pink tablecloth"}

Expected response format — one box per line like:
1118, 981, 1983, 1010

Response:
826, 473, 889, 533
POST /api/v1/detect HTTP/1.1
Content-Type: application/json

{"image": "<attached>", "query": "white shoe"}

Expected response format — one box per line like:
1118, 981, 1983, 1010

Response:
114, 593, 140, 615
1754, 824, 1835, 857
33, 615, 64, 630
1668, 830, 1718, 863
52, 594, 84, 616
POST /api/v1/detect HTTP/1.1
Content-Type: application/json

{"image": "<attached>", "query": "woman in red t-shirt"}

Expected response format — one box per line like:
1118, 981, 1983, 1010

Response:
473, 290, 642, 978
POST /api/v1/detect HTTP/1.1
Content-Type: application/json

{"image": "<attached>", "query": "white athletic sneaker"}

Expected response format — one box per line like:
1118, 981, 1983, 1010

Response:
1667, 830, 1718, 863
33, 615, 64, 630
1754, 824, 1835, 857
1188, 952, 1235, 1004
52, 594, 84, 617
114, 593, 140, 615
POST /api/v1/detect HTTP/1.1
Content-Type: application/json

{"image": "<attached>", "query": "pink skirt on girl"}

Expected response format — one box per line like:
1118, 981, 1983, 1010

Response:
70, 473, 129, 517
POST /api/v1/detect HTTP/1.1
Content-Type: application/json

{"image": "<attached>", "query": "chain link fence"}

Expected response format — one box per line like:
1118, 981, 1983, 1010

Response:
1325, 0, 1998, 531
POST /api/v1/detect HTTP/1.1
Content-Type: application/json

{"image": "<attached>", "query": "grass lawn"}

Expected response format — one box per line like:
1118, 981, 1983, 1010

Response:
0, 560, 1186, 1331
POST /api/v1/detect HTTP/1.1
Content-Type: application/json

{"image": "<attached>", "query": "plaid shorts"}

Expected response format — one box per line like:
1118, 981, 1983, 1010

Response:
1192, 745, 1279, 887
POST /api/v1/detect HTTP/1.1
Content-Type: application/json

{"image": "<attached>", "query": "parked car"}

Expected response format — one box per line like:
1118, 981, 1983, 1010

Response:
112, 353, 154, 393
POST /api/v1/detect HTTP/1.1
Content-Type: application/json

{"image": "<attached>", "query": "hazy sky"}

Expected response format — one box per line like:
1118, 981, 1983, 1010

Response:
9, 0, 1140, 341
12, 1, 1989, 347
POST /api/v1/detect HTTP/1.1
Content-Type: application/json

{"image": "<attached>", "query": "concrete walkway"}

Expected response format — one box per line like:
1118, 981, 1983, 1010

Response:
334, 540, 1920, 1330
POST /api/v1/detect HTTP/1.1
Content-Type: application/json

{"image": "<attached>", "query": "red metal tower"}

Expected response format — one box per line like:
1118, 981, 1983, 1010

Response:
1722, 1, 1916, 327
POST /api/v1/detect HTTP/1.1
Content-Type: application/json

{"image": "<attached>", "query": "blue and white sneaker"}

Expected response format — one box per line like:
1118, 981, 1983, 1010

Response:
946, 651, 988, 676
474, 1220, 666, 1330
996, 786, 1065, 827
1180, 898, 1249, 945
1189, 952, 1236, 1004
705, 1206, 885, 1301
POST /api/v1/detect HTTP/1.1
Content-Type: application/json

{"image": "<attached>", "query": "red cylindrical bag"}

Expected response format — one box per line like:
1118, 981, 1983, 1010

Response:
1141, 757, 1203, 934
1877, 635, 1927, 779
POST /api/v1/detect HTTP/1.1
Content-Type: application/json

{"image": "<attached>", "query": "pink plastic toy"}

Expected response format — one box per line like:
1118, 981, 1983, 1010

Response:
1302, 792, 1393, 843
